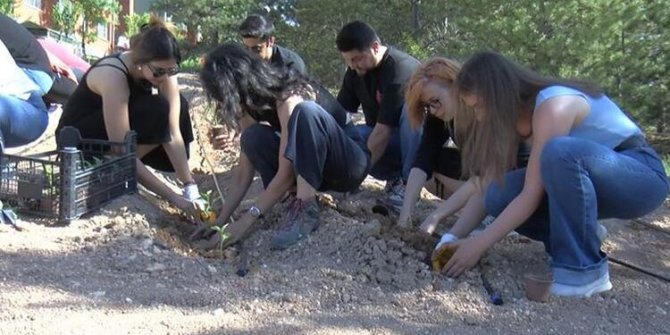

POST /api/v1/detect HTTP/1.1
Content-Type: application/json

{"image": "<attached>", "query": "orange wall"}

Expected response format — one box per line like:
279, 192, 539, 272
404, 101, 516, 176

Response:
11, 0, 129, 59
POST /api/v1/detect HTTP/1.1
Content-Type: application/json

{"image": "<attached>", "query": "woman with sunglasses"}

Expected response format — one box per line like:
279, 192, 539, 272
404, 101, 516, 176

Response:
56, 15, 204, 215
441, 51, 668, 297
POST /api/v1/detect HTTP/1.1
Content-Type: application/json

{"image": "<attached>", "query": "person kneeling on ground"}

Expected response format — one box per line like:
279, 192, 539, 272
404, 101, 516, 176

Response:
195, 42, 371, 250
56, 15, 205, 217
440, 51, 668, 298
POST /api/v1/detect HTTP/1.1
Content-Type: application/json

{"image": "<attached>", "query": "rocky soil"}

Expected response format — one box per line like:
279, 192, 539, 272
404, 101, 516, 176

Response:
1, 74, 669, 335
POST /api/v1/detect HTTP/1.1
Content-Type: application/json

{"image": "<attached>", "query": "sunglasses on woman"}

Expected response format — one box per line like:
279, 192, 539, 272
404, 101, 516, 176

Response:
146, 63, 180, 78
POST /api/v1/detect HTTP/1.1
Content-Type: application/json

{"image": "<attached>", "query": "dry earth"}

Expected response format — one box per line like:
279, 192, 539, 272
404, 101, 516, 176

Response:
1, 74, 669, 335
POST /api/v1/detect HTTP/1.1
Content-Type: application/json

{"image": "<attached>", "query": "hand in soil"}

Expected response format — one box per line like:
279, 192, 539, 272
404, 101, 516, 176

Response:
443, 237, 488, 277
397, 211, 411, 228
431, 242, 459, 271
172, 196, 203, 225
217, 215, 254, 249
189, 222, 216, 241
419, 214, 440, 235
193, 231, 221, 251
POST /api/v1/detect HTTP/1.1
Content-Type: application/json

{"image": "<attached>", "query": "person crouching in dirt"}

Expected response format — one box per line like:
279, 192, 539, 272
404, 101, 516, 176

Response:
194, 42, 371, 250
397, 57, 467, 230
56, 15, 206, 218
402, 57, 534, 265
438, 51, 668, 298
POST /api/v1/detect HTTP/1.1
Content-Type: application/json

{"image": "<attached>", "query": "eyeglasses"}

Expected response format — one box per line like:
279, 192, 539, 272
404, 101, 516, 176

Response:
146, 63, 180, 78
423, 98, 442, 115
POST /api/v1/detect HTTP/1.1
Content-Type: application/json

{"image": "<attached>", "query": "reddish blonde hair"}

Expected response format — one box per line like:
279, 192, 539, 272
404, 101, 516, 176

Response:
405, 57, 462, 130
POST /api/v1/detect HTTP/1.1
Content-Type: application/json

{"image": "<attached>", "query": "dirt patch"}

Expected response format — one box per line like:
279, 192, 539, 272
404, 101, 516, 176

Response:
1, 74, 669, 335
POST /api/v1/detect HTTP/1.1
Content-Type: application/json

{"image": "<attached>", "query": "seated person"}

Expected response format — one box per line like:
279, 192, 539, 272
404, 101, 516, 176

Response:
55, 15, 204, 216
0, 13, 54, 96
196, 42, 371, 250
335, 21, 421, 208
0, 39, 49, 152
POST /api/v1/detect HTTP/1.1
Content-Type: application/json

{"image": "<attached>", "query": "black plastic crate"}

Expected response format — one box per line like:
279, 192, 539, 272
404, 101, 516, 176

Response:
0, 127, 138, 225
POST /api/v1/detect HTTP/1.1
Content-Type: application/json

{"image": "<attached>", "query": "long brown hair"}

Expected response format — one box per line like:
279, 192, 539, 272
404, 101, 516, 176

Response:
405, 57, 462, 130
129, 14, 181, 64
454, 51, 602, 184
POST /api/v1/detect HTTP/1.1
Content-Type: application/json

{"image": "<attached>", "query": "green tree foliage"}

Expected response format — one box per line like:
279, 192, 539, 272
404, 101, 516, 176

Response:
124, 12, 150, 37
155, 0, 668, 132
0, 0, 14, 16
77, 0, 121, 59
52, 0, 79, 40
152, 0, 256, 54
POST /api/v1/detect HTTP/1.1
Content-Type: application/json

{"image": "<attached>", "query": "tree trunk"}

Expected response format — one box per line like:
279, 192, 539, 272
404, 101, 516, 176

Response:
81, 18, 87, 60
411, 0, 420, 37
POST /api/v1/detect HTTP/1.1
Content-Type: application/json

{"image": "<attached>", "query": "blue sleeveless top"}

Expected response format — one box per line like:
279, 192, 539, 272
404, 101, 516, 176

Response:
534, 85, 642, 149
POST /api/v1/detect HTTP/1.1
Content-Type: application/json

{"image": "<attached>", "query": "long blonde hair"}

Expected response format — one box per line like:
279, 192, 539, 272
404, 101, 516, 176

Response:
405, 57, 462, 130
454, 51, 602, 184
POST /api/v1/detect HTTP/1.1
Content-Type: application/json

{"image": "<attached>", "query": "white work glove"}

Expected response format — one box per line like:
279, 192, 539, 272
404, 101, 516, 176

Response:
435, 233, 458, 251
182, 183, 207, 211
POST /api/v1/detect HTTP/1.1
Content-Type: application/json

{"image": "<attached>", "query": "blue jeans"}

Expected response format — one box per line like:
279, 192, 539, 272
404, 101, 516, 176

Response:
356, 107, 422, 182
485, 136, 669, 286
0, 92, 49, 150
22, 68, 54, 96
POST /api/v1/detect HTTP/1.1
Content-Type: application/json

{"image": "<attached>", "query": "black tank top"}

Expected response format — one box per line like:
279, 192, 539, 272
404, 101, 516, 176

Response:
59, 54, 152, 128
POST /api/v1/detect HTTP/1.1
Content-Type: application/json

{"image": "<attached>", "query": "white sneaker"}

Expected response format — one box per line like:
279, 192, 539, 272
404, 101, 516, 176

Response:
550, 272, 612, 298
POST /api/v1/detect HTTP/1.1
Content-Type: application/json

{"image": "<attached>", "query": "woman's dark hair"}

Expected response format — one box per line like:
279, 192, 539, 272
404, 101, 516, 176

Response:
129, 14, 181, 64
454, 50, 603, 184
200, 42, 311, 129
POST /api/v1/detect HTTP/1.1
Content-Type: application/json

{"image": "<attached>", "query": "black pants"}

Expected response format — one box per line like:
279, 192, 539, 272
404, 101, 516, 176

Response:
56, 93, 193, 172
240, 101, 371, 193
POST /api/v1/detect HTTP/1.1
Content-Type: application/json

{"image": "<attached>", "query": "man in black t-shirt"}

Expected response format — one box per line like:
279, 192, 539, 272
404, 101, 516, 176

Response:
238, 14, 307, 75
336, 21, 421, 209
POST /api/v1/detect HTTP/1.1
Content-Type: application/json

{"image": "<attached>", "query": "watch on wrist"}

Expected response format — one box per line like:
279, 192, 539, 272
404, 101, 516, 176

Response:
248, 205, 263, 219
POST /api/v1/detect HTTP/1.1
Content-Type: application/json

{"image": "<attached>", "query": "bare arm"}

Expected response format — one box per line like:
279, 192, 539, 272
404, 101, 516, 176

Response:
216, 97, 303, 247
368, 123, 393, 165
159, 76, 194, 184
419, 177, 479, 234
215, 114, 257, 224
90, 67, 182, 206
476, 97, 586, 248
398, 167, 428, 226
250, 97, 302, 215
444, 96, 588, 277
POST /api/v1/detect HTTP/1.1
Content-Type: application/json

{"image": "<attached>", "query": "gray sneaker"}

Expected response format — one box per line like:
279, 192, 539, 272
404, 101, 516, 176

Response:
384, 178, 405, 211
271, 198, 320, 250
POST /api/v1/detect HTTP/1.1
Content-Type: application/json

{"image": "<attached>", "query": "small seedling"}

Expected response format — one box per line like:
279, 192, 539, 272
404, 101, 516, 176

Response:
199, 190, 220, 222
209, 224, 230, 253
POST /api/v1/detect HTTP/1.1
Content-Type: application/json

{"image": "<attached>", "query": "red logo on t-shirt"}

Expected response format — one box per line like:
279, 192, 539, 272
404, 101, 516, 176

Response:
376, 89, 383, 104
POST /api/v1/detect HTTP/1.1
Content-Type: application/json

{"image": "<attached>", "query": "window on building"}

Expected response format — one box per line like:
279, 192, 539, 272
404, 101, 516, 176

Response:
24, 0, 42, 8
97, 23, 109, 41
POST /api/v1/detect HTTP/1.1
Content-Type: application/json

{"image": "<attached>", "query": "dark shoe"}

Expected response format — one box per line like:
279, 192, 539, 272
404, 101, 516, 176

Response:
271, 198, 320, 250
